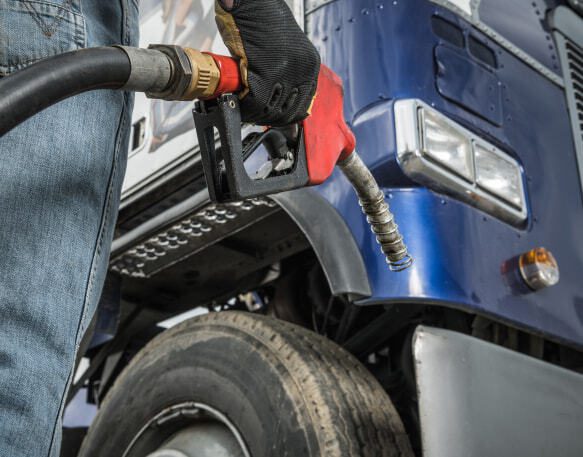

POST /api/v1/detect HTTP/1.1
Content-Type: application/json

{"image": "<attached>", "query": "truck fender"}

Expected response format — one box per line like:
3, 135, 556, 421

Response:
272, 188, 372, 300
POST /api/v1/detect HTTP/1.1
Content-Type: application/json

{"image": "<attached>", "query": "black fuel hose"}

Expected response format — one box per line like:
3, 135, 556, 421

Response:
0, 46, 173, 136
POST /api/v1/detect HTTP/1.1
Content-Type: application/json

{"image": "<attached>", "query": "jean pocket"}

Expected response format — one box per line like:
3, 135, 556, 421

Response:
0, 0, 86, 75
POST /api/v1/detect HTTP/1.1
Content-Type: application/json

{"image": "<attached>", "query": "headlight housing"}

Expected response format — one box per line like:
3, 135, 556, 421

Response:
395, 99, 527, 225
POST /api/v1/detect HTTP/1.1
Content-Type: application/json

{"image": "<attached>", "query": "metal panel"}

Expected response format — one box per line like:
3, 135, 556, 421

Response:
414, 326, 583, 457
434, 44, 503, 125
427, 0, 564, 87
478, 0, 563, 76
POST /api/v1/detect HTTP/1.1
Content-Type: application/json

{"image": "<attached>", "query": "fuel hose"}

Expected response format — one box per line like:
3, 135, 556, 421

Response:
1, 48, 125, 136
0, 45, 230, 136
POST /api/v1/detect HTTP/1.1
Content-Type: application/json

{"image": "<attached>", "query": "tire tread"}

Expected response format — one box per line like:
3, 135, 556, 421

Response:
82, 311, 413, 457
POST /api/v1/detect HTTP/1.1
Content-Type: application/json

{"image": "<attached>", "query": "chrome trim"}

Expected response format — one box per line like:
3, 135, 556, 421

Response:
395, 99, 528, 226
429, 0, 564, 87
414, 326, 583, 457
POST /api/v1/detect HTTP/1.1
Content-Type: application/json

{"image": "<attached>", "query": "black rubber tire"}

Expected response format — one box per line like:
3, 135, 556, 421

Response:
78, 312, 413, 457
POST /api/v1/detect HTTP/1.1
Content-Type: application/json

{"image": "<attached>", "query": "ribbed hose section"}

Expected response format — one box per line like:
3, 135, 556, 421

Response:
338, 152, 413, 271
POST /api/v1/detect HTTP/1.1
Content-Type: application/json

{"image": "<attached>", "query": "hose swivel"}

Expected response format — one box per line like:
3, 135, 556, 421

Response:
338, 152, 413, 271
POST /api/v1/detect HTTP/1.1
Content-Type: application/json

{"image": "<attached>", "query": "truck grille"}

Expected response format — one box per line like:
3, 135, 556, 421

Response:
565, 40, 583, 142
555, 25, 583, 197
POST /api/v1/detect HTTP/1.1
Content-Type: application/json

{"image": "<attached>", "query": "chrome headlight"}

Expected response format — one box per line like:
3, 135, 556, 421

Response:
395, 99, 528, 225
474, 143, 524, 209
421, 108, 474, 181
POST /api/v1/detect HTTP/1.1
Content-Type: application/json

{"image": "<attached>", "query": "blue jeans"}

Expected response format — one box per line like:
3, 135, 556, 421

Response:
0, 1, 138, 455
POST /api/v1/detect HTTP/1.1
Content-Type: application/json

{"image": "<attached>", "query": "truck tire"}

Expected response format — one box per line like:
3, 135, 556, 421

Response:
78, 311, 413, 457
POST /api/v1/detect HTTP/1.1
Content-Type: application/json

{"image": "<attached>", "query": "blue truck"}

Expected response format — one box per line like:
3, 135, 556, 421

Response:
62, 0, 583, 456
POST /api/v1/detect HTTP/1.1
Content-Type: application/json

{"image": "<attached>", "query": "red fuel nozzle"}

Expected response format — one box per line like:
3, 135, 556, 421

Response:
302, 65, 356, 185
186, 50, 413, 271
183, 48, 356, 185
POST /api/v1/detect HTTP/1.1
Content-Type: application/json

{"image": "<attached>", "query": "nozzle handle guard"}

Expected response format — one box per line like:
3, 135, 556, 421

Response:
193, 64, 356, 202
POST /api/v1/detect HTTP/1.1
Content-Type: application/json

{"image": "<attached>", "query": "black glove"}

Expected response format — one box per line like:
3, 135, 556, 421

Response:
215, 0, 321, 126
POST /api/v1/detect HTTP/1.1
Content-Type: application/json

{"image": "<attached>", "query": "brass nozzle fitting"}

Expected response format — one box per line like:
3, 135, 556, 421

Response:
145, 45, 221, 101
181, 48, 221, 100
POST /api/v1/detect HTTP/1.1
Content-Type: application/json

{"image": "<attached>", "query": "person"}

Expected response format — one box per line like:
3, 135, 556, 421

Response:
0, 0, 320, 455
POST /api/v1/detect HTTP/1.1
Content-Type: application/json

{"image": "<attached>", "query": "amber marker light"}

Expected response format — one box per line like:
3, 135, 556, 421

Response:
519, 247, 560, 291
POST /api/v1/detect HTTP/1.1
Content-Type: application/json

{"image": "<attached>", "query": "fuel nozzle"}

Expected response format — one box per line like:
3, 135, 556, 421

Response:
188, 60, 413, 272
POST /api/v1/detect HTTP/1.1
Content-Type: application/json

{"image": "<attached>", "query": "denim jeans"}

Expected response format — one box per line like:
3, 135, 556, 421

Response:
0, 1, 138, 456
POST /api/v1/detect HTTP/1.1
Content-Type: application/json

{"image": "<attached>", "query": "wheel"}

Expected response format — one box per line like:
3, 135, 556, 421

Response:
78, 311, 413, 457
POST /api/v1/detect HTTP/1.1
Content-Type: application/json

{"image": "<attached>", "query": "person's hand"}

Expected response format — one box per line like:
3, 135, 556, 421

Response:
215, 0, 321, 127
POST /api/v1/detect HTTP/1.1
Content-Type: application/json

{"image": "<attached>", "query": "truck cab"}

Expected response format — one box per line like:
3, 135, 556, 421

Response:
64, 1, 583, 456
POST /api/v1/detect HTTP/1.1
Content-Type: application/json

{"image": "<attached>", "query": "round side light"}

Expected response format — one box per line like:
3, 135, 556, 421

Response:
519, 247, 560, 291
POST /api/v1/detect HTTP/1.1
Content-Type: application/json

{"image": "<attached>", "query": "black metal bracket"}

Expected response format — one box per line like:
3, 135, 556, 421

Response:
193, 94, 309, 203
